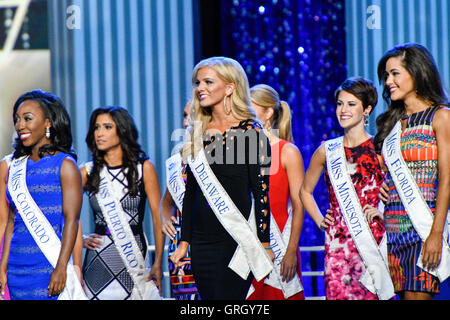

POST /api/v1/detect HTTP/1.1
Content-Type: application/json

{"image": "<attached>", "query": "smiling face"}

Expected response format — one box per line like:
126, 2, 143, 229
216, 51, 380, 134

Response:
194, 67, 233, 109
336, 90, 371, 130
385, 57, 416, 102
94, 113, 121, 152
14, 100, 51, 149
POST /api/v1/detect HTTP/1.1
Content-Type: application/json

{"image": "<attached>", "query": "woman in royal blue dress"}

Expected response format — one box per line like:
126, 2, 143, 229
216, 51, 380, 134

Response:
0, 90, 83, 300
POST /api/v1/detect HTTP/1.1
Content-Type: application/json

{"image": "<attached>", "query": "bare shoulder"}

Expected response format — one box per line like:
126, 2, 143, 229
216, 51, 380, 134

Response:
433, 106, 450, 130
314, 142, 326, 160
281, 142, 302, 158
61, 157, 81, 177
142, 159, 159, 181
143, 159, 157, 172
0, 159, 8, 175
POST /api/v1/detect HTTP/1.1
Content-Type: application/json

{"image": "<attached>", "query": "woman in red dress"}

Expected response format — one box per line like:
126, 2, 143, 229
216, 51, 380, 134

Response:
247, 84, 305, 300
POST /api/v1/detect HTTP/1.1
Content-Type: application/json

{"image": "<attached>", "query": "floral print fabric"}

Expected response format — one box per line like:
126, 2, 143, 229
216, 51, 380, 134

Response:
323, 138, 385, 300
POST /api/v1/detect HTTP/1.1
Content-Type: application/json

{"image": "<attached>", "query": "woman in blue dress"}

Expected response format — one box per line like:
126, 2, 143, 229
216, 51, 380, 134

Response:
0, 90, 82, 300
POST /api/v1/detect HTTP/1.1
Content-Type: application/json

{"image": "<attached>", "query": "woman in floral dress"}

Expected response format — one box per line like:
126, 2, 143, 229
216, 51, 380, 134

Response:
300, 77, 386, 299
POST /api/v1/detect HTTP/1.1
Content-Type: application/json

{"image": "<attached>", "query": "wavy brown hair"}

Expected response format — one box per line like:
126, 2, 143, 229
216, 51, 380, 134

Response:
374, 43, 448, 154
84, 107, 148, 196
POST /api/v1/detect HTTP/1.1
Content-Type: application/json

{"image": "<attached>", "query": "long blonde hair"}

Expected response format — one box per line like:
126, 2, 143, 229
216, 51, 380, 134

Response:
250, 84, 293, 142
183, 57, 256, 160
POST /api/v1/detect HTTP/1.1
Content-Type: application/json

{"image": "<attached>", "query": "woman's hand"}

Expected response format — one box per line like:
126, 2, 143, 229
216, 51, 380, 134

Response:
170, 241, 189, 274
48, 264, 67, 297
262, 242, 275, 262
280, 249, 297, 282
320, 210, 335, 230
378, 182, 390, 203
363, 204, 383, 223
422, 232, 443, 271
0, 268, 7, 298
162, 216, 178, 240
147, 263, 163, 295
83, 234, 103, 250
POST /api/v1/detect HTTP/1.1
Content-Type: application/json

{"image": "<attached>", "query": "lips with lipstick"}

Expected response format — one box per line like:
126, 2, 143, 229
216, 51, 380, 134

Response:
339, 114, 352, 121
389, 87, 397, 94
19, 133, 31, 141
198, 93, 208, 101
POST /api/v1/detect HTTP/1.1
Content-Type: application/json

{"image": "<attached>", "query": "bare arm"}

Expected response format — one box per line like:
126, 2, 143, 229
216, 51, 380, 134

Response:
299, 144, 330, 229
48, 157, 82, 296
79, 165, 103, 251
422, 107, 450, 270
0, 160, 9, 244
143, 160, 163, 291
160, 188, 178, 239
280, 143, 305, 282
0, 208, 14, 296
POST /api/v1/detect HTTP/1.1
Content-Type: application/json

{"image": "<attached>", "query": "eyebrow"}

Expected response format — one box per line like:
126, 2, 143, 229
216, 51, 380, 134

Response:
337, 100, 358, 103
198, 77, 214, 81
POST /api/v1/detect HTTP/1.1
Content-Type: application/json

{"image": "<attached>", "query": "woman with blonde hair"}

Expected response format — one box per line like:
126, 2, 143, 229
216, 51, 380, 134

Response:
170, 57, 274, 300
247, 84, 305, 300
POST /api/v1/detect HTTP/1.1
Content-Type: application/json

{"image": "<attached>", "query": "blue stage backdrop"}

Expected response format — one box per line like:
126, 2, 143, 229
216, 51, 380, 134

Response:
218, 0, 347, 298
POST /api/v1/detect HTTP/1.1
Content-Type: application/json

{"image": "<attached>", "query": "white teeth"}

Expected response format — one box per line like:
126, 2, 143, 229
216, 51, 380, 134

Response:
20, 133, 31, 140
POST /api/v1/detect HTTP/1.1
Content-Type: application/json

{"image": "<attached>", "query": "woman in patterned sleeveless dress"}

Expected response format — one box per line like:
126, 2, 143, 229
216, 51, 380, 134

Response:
301, 78, 387, 300
247, 84, 305, 300
80, 107, 163, 300
0, 90, 82, 299
161, 101, 200, 300
374, 43, 450, 300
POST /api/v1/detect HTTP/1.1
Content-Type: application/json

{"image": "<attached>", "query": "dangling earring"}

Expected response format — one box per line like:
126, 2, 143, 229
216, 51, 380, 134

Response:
363, 113, 369, 127
46, 127, 51, 139
223, 96, 231, 115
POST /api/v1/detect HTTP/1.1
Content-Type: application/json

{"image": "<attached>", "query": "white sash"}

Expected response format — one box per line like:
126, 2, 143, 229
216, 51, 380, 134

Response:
188, 149, 273, 281
7, 156, 87, 300
326, 137, 395, 300
262, 204, 303, 298
383, 121, 450, 282
92, 164, 161, 300
165, 153, 186, 213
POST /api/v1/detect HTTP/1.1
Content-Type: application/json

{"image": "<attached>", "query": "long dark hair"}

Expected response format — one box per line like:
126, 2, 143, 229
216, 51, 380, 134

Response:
84, 106, 148, 196
12, 89, 76, 160
374, 43, 448, 154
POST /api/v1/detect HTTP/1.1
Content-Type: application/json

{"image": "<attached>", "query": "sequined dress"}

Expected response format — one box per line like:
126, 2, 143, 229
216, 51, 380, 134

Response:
6, 153, 73, 300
